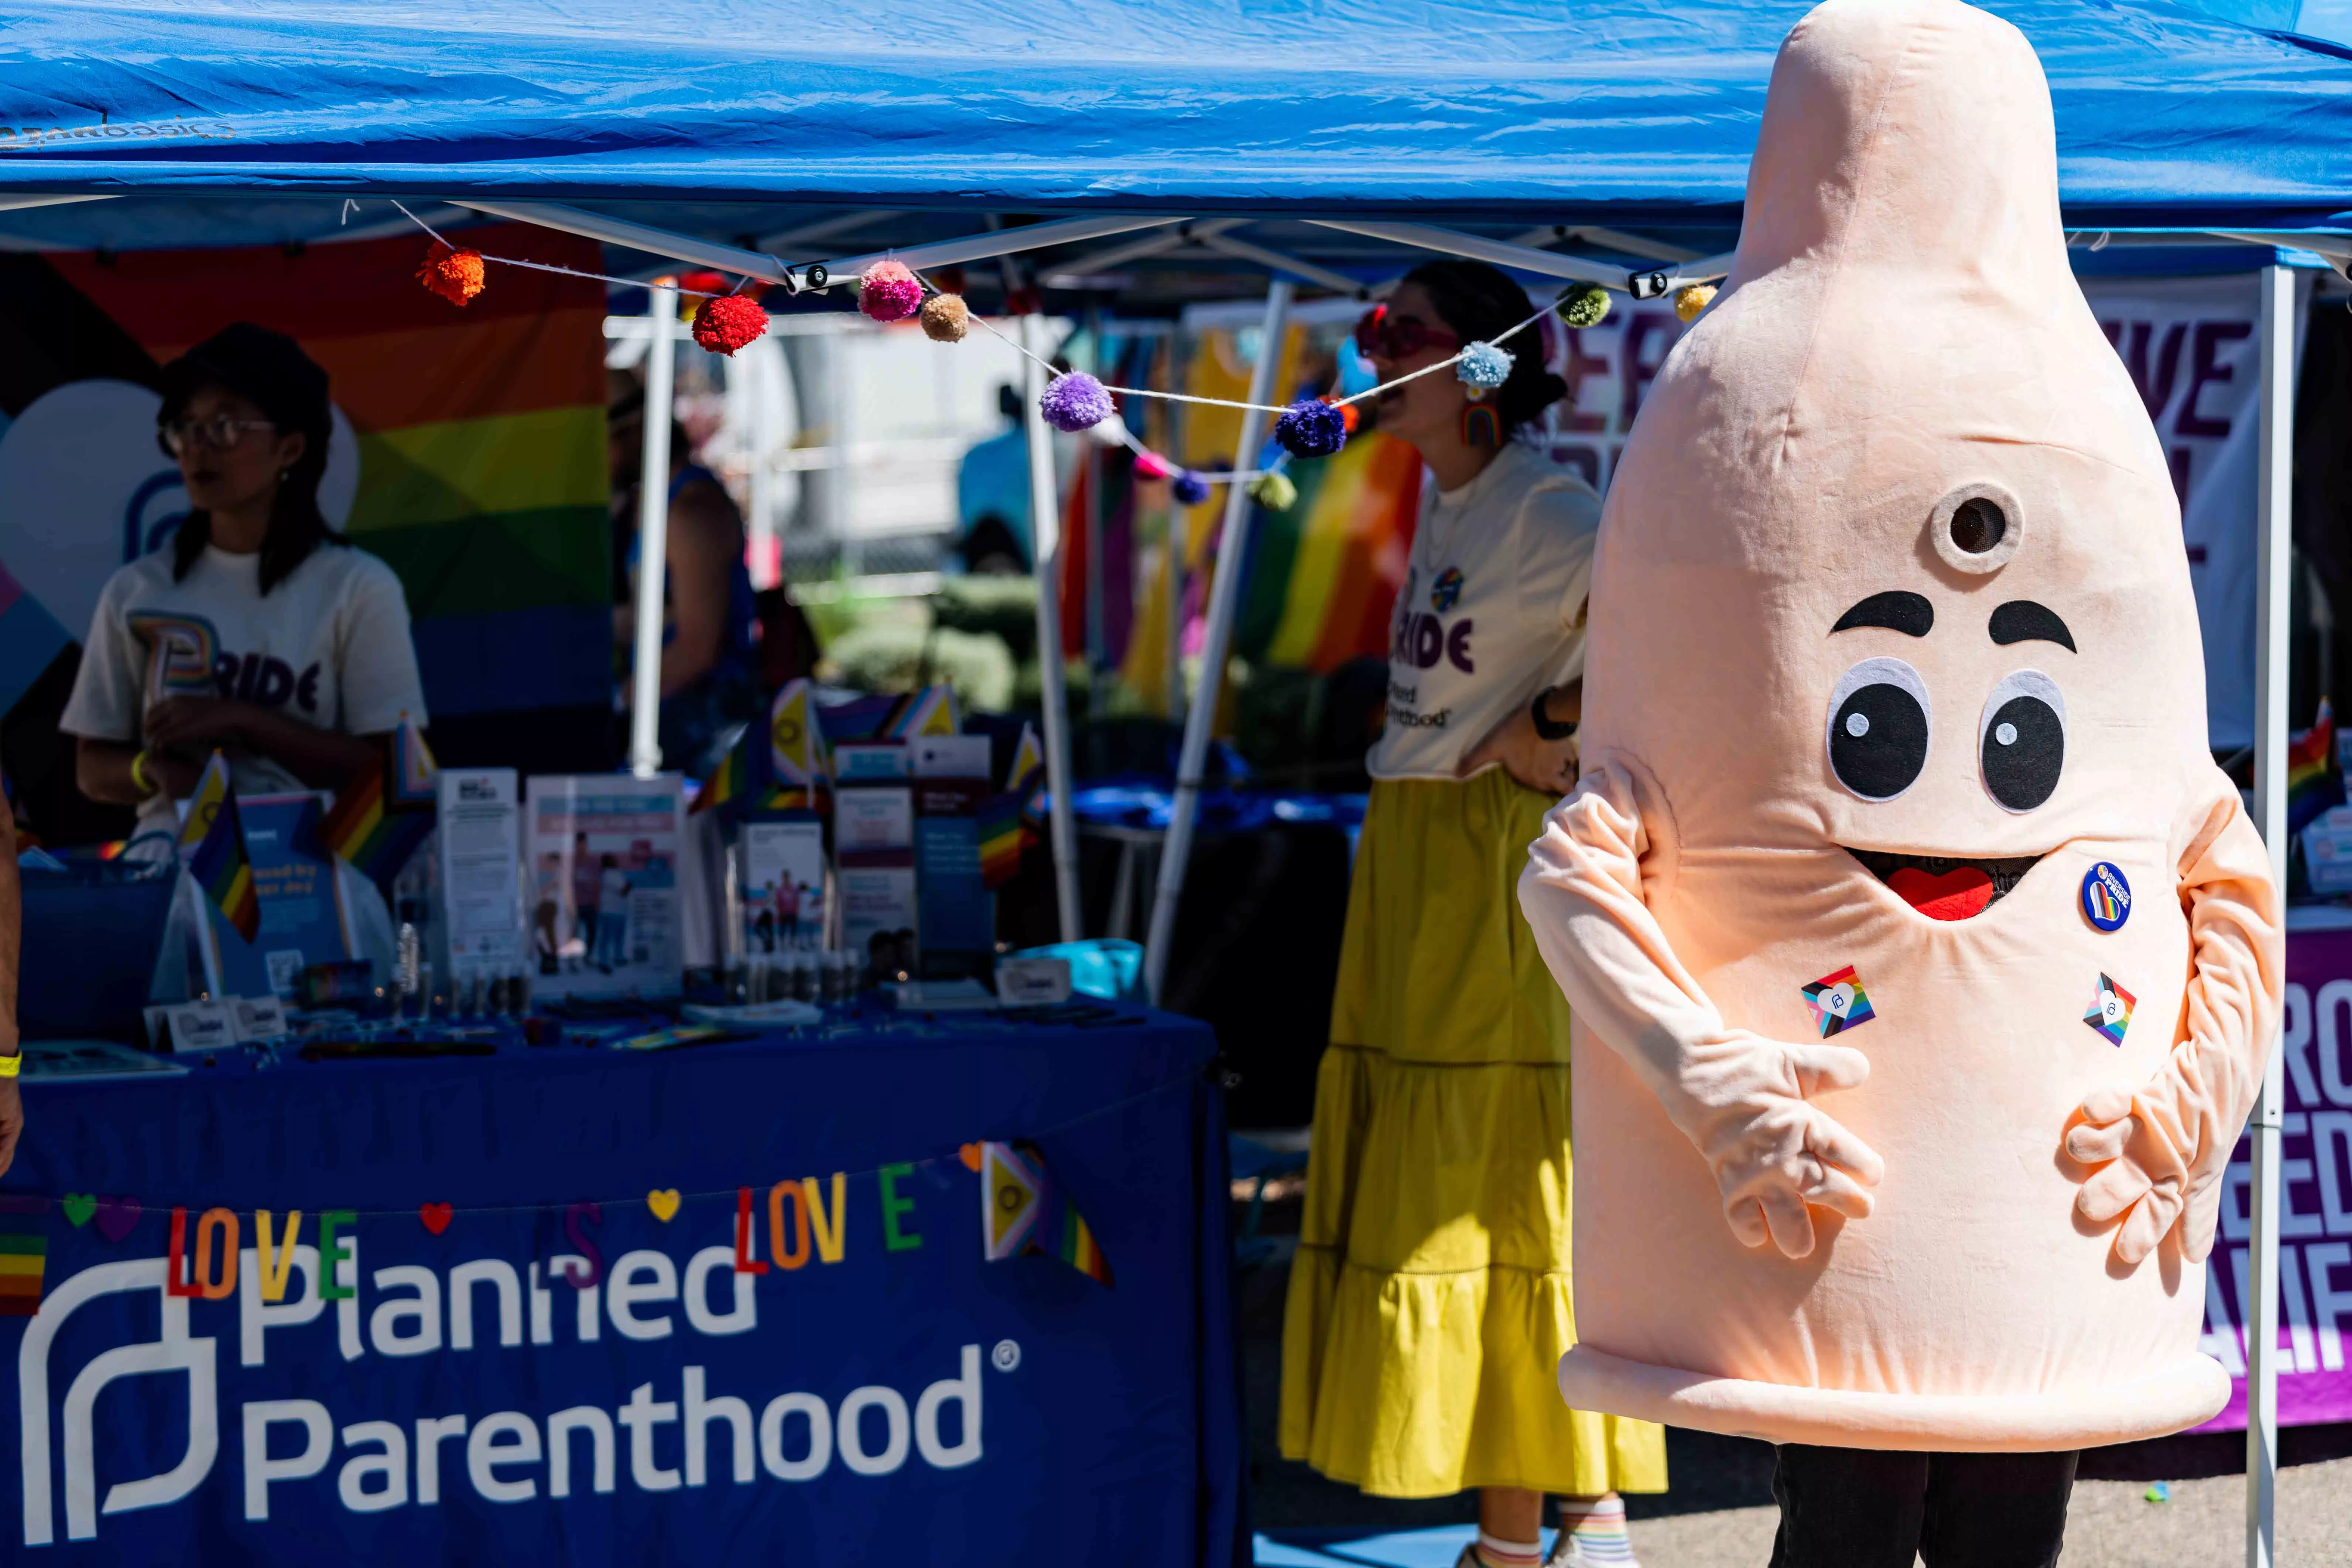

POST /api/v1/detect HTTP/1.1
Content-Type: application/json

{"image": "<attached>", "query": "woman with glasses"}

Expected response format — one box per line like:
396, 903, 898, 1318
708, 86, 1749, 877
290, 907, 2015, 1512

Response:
62, 323, 425, 839
1281, 262, 1665, 1568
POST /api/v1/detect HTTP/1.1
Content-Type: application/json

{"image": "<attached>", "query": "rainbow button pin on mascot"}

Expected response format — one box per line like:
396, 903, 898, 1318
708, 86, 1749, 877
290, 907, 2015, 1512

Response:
1520, 0, 2283, 1449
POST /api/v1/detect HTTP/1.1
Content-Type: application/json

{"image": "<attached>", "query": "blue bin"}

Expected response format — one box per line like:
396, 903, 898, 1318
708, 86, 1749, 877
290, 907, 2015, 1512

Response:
19, 854, 178, 1041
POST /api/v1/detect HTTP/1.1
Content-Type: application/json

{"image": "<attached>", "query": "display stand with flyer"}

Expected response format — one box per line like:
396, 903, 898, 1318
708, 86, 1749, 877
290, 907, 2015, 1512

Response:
527, 773, 686, 999
435, 767, 528, 1007
187, 792, 362, 1002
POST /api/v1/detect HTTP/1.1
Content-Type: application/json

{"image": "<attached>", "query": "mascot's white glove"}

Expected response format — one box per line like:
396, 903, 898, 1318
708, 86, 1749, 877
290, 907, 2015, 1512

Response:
2065, 786, 2282, 1266
1520, 757, 1883, 1260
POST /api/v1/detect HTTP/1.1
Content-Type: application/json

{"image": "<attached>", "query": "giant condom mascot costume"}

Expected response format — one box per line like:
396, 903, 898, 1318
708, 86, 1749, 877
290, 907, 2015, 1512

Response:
1520, 0, 2283, 1449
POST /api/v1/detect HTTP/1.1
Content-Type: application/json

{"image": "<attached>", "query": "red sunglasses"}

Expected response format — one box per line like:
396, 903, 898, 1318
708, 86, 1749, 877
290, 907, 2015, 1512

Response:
1353, 304, 1459, 361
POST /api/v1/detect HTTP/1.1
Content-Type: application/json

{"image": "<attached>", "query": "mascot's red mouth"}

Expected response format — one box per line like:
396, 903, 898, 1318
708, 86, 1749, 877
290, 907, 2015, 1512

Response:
1843, 849, 2044, 922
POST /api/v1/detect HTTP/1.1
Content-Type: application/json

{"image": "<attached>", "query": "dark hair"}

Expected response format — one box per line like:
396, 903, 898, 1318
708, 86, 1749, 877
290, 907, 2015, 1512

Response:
156, 324, 344, 595
1401, 259, 1569, 436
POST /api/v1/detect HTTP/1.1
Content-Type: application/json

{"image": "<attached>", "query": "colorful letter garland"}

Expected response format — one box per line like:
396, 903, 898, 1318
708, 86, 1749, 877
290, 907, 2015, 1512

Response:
3, 1136, 1113, 1314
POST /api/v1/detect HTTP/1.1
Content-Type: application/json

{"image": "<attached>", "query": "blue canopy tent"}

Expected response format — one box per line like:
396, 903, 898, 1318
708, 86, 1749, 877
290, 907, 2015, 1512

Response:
1, 4, 2345, 1560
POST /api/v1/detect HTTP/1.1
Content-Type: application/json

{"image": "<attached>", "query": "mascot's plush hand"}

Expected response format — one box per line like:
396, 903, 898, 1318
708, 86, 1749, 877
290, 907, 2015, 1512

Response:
1668, 1031, 1886, 1260
2065, 1061, 2234, 1267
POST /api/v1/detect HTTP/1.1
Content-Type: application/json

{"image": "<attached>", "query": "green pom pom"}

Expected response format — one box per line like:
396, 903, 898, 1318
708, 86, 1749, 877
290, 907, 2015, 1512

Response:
1556, 283, 1612, 329
1248, 472, 1298, 512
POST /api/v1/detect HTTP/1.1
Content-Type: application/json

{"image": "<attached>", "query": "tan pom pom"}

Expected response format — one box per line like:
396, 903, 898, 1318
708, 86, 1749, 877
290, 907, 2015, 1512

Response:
920, 293, 970, 343
1674, 284, 1717, 323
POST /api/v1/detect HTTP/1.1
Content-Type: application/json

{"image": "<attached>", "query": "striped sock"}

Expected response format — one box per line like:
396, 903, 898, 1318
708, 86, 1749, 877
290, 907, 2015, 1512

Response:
1475, 1530, 1544, 1568
1556, 1494, 1635, 1565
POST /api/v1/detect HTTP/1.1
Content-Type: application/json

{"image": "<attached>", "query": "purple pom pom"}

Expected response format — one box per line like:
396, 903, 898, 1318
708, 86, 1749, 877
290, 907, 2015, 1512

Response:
1039, 373, 1115, 433
1274, 398, 1348, 459
1171, 470, 1213, 507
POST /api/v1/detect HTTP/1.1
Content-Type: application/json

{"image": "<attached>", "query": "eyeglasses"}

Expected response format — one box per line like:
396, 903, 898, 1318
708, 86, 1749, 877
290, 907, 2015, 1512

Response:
1353, 304, 1459, 362
160, 415, 276, 455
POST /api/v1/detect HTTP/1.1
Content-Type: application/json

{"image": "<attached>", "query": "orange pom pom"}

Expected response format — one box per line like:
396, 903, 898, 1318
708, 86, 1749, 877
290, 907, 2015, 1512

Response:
417, 243, 485, 307
1336, 401, 1362, 435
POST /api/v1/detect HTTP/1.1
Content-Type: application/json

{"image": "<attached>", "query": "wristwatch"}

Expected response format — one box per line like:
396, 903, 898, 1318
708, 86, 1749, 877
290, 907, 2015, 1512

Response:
1530, 688, 1579, 742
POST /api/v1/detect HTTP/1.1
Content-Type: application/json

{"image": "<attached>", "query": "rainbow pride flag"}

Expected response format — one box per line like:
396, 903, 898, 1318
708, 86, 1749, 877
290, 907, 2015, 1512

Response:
976, 792, 1024, 888
2289, 697, 2340, 835
319, 724, 436, 893
0, 1197, 46, 1318
692, 727, 756, 816
979, 1139, 1112, 1287
51, 224, 611, 751
181, 752, 260, 941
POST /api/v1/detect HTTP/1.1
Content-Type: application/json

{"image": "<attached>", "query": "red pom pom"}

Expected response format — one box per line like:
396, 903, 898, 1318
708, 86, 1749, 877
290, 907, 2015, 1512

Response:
692, 294, 769, 356
417, 243, 485, 307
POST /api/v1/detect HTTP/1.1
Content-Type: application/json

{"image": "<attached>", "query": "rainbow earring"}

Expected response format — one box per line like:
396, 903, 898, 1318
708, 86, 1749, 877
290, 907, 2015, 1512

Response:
1461, 402, 1501, 449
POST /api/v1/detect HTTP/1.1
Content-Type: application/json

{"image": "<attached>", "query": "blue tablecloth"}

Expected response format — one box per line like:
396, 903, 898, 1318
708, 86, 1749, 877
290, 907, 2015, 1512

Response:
0, 1009, 1241, 1566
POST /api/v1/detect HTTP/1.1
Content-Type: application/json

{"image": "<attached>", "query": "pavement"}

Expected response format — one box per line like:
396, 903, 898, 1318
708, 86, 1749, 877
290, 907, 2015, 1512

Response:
1236, 1187, 2352, 1565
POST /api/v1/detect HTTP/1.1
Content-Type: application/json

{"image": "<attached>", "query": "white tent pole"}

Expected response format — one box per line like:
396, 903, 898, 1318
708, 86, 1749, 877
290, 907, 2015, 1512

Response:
1142, 280, 1293, 1004
628, 279, 678, 779
1021, 313, 1084, 942
2247, 259, 2293, 1568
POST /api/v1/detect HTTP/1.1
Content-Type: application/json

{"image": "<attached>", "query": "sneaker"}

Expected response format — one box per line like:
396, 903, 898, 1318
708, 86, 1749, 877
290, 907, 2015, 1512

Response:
1545, 1535, 1639, 1568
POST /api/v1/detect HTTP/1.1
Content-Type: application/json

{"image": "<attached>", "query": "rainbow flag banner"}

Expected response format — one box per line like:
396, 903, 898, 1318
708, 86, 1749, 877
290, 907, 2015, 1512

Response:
180, 752, 260, 941
0, 1197, 46, 1318
979, 1139, 1113, 1287
42, 224, 612, 761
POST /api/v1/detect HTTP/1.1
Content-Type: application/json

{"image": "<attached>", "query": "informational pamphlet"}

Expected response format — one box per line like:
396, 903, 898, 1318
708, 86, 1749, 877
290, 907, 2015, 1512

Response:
526, 773, 685, 999
191, 792, 358, 999
738, 820, 829, 955
436, 768, 525, 982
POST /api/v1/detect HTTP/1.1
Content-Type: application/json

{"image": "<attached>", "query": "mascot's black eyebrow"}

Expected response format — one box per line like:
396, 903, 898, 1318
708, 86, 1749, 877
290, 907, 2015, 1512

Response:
1988, 599, 2075, 651
1830, 590, 1934, 637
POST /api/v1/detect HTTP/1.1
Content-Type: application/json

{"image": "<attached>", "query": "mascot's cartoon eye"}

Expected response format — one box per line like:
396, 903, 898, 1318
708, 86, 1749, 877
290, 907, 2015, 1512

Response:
1979, 669, 2066, 812
1827, 657, 1931, 801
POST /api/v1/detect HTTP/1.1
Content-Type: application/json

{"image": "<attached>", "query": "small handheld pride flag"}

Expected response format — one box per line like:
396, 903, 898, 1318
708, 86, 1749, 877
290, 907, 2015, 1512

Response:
180, 752, 259, 941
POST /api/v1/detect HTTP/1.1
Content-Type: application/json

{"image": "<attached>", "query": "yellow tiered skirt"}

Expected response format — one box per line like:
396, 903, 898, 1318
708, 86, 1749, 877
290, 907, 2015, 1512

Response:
1278, 768, 1668, 1499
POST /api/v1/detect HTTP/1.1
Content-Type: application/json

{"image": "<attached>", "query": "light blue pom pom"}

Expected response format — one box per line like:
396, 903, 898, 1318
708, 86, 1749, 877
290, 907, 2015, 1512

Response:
1455, 341, 1513, 390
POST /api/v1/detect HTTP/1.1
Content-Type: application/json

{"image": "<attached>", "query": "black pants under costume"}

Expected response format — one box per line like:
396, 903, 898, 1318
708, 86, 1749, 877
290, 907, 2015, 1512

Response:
1767, 1444, 2079, 1568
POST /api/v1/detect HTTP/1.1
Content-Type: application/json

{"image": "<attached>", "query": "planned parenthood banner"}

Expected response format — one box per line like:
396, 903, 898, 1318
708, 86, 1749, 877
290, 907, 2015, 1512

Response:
0, 1020, 1237, 1563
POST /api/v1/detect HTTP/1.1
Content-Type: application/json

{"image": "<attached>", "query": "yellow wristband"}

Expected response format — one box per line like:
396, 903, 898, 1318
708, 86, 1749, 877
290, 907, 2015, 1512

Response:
0, 1054, 20, 1078
128, 750, 154, 795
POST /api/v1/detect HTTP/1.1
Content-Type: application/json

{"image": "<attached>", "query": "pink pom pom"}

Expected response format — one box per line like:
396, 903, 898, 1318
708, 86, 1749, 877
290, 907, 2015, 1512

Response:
859, 261, 924, 323
1133, 451, 1175, 480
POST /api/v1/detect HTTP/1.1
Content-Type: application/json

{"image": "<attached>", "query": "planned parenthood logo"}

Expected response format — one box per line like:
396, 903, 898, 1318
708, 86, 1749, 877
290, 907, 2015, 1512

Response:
17, 1240, 992, 1545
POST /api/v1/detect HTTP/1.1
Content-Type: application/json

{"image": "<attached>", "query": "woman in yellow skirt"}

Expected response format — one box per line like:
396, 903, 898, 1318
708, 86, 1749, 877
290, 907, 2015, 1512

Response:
1280, 261, 1667, 1568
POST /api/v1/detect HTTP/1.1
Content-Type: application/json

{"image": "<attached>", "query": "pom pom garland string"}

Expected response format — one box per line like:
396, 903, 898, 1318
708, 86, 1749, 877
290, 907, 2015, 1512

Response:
1674, 284, 1719, 323
1556, 282, 1613, 329
920, 293, 970, 342
1170, 470, 1213, 507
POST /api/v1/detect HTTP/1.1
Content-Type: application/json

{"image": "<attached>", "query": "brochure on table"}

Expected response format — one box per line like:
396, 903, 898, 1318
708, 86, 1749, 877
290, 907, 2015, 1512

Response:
189, 792, 359, 999
527, 773, 685, 999
911, 734, 993, 968
738, 820, 830, 956
436, 768, 527, 983
833, 742, 917, 976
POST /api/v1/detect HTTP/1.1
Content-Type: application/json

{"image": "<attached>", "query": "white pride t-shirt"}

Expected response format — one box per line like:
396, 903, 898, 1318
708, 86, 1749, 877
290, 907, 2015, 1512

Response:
62, 541, 428, 835
1367, 441, 1600, 782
